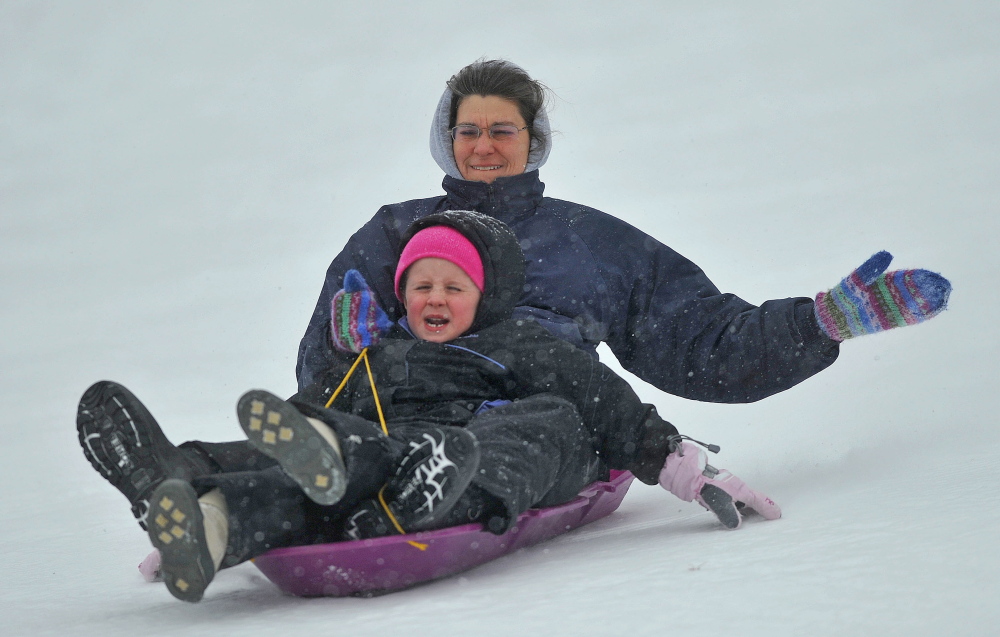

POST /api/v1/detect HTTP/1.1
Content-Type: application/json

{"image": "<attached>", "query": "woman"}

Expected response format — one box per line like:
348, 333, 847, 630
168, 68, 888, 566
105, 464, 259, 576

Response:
296, 58, 949, 402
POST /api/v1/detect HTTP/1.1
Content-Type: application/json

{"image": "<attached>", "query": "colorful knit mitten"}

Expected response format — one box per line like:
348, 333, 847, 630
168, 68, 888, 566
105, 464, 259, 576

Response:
814, 251, 951, 342
330, 269, 393, 353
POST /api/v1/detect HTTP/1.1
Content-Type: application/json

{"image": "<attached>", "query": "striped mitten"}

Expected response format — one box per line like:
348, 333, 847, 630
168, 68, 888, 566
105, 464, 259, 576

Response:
330, 269, 393, 353
814, 251, 951, 342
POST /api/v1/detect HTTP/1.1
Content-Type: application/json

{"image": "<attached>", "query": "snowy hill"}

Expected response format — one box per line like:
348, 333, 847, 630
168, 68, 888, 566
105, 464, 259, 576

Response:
2, 2, 997, 635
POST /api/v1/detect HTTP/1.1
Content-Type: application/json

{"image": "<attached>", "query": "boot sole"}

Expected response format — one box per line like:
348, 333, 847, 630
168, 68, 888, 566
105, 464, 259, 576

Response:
147, 479, 214, 602
699, 484, 742, 530
236, 390, 348, 506
76, 381, 185, 529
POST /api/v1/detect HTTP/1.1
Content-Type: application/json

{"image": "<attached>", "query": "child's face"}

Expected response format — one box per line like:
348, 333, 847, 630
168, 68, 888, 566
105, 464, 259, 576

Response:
403, 257, 482, 342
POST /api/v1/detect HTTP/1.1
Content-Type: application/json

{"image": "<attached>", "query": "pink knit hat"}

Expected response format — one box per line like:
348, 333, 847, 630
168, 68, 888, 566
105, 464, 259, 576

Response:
394, 225, 485, 299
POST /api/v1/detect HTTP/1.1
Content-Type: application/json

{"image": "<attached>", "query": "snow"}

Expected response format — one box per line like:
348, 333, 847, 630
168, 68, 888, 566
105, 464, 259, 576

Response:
2, 2, 998, 635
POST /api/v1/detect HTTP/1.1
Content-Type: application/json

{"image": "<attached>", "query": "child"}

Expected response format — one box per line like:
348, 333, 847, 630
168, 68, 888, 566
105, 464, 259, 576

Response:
80, 211, 780, 603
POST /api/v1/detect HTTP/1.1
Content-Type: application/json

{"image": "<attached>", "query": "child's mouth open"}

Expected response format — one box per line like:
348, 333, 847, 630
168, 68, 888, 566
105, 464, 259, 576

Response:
401, 256, 482, 342
424, 316, 450, 330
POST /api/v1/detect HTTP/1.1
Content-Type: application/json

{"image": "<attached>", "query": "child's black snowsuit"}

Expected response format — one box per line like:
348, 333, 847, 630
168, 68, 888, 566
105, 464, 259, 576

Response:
197, 211, 679, 567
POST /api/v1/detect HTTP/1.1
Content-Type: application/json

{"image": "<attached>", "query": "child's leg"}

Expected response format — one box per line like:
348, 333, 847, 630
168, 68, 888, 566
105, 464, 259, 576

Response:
463, 393, 599, 533
237, 390, 349, 505
146, 480, 227, 603
341, 424, 482, 540
147, 466, 348, 603
236, 390, 400, 507
192, 466, 348, 568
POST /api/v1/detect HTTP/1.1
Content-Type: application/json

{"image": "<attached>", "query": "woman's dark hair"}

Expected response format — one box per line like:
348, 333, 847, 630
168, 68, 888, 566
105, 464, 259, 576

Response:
447, 59, 549, 157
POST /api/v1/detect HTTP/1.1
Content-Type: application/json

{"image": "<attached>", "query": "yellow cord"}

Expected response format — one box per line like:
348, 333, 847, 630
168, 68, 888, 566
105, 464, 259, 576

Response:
361, 350, 388, 435
378, 485, 428, 551
325, 346, 427, 549
324, 348, 388, 435
324, 348, 369, 409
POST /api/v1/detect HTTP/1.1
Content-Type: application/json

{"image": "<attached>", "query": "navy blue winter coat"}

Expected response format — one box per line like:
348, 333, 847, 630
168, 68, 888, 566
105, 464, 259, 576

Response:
295, 210, 679, 489
297, 171, 839, 402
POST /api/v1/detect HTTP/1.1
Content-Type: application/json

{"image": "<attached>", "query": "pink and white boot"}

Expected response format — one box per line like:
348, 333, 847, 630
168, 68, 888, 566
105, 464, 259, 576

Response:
659, 441, 781, 529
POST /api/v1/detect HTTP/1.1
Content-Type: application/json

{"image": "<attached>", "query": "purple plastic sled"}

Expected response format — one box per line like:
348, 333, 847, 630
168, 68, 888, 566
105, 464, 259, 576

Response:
252, 471, 634, 597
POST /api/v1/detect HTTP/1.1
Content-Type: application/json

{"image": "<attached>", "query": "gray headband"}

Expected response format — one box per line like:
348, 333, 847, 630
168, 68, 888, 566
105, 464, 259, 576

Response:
429, 88, 552, 179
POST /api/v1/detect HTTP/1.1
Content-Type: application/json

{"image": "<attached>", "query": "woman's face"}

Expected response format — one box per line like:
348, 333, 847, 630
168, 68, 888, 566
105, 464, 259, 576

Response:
403, 258, 482, 342
452, 95, 531, 183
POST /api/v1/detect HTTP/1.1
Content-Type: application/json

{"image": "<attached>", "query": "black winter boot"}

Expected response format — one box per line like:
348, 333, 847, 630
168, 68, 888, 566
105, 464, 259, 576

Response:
341, 499, 395, 540
341, 427, 481, 539
391, 427, 481, 531
76, 381, 214, 529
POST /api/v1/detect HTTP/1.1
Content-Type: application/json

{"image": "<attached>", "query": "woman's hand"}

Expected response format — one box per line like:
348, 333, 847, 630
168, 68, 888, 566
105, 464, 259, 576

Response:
814, 251, 951, 341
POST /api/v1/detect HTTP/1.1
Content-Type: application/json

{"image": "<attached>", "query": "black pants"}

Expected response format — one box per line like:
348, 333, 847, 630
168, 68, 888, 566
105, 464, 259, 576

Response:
466, 394, 600, 519
191, 394, 599, 566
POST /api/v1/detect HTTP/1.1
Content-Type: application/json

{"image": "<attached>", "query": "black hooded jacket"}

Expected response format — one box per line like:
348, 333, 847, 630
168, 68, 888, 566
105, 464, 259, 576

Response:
294, 211, 678, 484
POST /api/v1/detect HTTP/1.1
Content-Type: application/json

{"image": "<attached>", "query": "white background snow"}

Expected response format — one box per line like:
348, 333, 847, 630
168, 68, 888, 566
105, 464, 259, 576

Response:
2, 2, 998, 635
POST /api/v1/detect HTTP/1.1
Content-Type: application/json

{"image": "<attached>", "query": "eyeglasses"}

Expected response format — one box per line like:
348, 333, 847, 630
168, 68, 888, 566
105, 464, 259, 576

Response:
450, 124, 528, 142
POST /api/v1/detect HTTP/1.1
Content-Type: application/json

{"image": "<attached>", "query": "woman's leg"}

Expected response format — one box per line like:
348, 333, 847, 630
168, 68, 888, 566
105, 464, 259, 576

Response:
179, 440, 277, 473
76, 380, 222, 529
340, 423, 483, 540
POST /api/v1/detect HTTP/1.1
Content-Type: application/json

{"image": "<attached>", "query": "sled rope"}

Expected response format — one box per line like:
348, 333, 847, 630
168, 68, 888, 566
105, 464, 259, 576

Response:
360, 349, 388, 435
378, 485, 429, 550
324, 349, 366, 407
325, 348, 426, 549
324, 347, 388, 435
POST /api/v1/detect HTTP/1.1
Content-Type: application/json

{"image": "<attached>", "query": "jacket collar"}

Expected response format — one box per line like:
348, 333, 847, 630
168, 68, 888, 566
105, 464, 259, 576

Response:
441, 171, 545, 221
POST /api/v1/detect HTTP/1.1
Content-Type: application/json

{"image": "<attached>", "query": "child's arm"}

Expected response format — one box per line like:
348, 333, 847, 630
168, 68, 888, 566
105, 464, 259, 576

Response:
499, 320, 676, 483
290, 269, 391, 414
330, 270, 394, 353
498, 321, 781, 529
